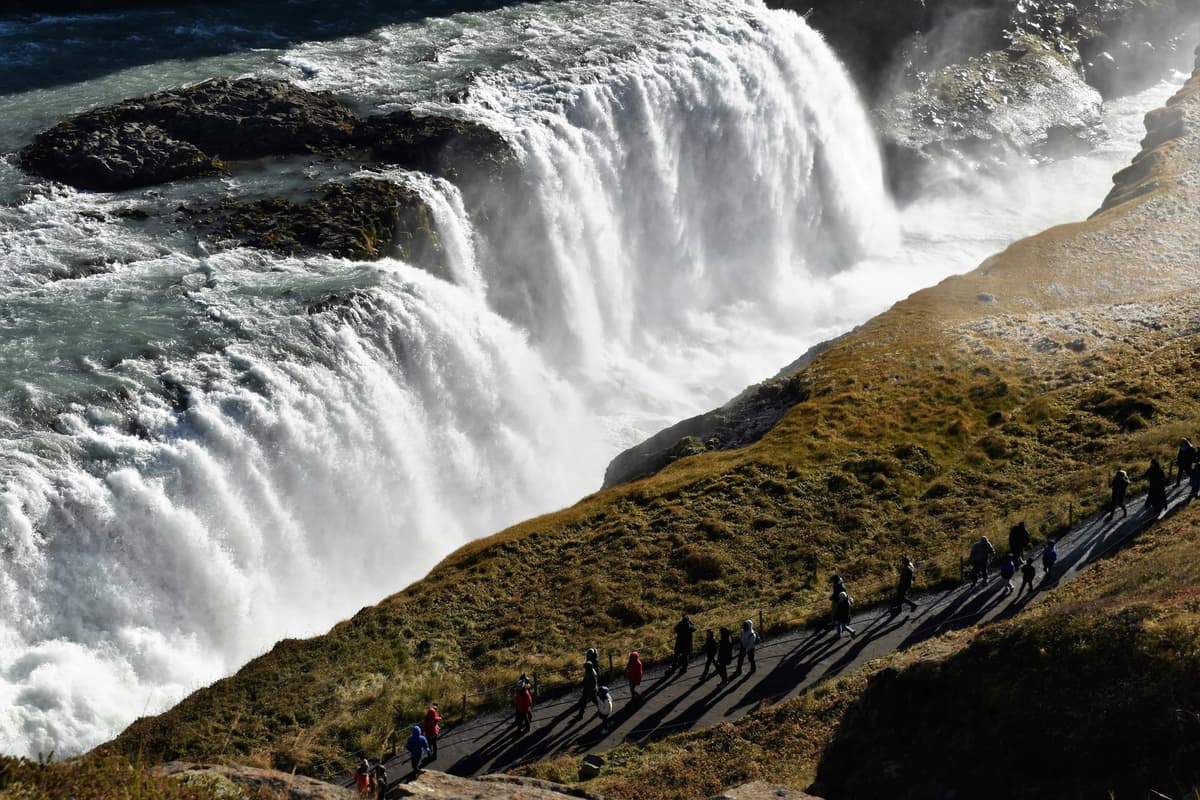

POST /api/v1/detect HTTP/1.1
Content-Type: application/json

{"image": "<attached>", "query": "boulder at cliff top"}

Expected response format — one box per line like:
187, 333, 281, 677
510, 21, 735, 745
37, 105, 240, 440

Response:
153, 762, 354, 800
21, 77, 360, 191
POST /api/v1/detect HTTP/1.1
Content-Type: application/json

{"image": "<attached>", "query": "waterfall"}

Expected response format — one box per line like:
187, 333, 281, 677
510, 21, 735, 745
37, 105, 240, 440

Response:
0, 0, 896, 756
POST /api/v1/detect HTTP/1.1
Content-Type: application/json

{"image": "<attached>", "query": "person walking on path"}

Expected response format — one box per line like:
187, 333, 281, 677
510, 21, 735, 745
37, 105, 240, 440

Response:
576, 660, 599, 718
354, 758, 371, 795
1008, 521, 1030, 559
1018, 558, 1037, 596
716, 627, 734, 685
829, 574, 846, 613
1000, 552, 1018, 594
699, 629, 718, 682
1189, 460, 1200, 501
514, 675, 534, 734
625, 650, 644, 700
1105, 469, 1131, 519
1177, 438, 1196, 487
370, 758, 388, 800
1041, 540, 1058, 579
595, 685, 614, 729
672, 614, 696, 673
735, 619, 759, 676
1144, 458, 1168, 513
405, 725, 431, 776
420, 703, 441, 761
833, 590, 857, 638
969, 536, 995, 587
585, 648, 601, 679
893, 556, 918, 613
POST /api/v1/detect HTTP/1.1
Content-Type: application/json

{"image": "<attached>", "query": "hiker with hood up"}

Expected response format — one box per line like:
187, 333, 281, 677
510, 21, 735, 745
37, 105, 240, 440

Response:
1144, 457, 1168, 513
716, 627, 734, 685
1105, 469, 1131, 520
672, 613, 696, 672
735, 619, 759, 676
969, 536, 995, 587
829, 574, 846, 613
1041, 540, 1058, 578
699, 629, 719, 682
420, 703, 441, 760
514, 674, 534, 734
1008, 521, 1030, 559
576, 660, 599, 717
893, 556, 918, 613
405, 725, 431, 775
1178, 438, 1197, 487
625, 650, 644, 700
999, 552, 1018, 594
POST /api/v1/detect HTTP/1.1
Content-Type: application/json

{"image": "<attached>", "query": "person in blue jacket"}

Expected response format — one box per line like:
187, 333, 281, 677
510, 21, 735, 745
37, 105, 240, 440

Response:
406, 725, 431, 775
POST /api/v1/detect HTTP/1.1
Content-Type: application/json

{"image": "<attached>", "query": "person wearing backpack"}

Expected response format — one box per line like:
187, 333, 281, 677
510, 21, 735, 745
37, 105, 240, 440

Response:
969, 537, 995, 587
1041, 540, 1058, 579
625, 650, 644, 700
1177, 438, 1196, 487
735, 619, 759, 675
833, 591, 856, 638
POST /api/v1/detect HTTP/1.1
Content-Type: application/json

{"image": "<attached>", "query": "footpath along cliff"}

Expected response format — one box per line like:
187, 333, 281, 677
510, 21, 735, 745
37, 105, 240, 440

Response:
92, 43, 1200, 800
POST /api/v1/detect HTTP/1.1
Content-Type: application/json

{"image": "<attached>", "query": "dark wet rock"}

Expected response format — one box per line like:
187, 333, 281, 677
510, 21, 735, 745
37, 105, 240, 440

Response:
197, 178, 444, 269
21, 78, 359, 191
358, 109, 518, 182
603, 375, 811, 488
22, 121, 220, 191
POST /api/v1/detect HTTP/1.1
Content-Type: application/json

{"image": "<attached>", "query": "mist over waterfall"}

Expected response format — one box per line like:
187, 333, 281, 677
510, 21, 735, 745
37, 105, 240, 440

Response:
0, 0, 1180, 759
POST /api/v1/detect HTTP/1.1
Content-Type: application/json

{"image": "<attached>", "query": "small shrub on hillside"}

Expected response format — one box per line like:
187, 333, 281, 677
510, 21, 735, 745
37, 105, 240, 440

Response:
678, 546, 726, 582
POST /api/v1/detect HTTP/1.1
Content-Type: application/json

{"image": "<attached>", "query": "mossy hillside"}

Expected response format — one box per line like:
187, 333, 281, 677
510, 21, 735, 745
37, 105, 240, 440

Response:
509, 500, 1200, 800
110, 61, 1200, 778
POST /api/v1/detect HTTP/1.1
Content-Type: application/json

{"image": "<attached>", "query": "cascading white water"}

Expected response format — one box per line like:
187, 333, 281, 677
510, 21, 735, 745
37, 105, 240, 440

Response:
0, 0, 1186, 759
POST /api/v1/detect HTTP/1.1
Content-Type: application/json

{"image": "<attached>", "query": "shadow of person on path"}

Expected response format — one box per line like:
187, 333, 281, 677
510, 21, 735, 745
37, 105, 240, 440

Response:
625, 676, 705, 745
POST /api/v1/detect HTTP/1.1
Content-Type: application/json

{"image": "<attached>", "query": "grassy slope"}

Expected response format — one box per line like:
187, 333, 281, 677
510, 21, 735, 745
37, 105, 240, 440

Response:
110, 56, 1200, 788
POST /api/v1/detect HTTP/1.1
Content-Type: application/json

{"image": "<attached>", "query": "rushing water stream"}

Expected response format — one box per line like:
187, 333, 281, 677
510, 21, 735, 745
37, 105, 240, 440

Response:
0, 0, 1190, 758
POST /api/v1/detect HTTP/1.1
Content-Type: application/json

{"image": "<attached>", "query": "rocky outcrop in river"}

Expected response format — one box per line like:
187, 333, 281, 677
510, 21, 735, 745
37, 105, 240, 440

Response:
18, 77, 515, 267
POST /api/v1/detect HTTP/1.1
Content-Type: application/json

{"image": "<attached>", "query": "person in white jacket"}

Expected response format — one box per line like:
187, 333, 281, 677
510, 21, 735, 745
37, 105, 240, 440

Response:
734, 619, 759, 676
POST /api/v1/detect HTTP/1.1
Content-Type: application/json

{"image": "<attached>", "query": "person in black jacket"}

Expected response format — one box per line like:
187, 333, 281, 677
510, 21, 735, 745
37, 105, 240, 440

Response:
1144, 458, 1168, 513
893, 556, 918, 613
699, 629, 718, 683
575, 661, 599, 717
1105, 469, 1131, 520
672, 613, 696, 673
716, 627, 733, 685
1008, 521, 1030, 559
